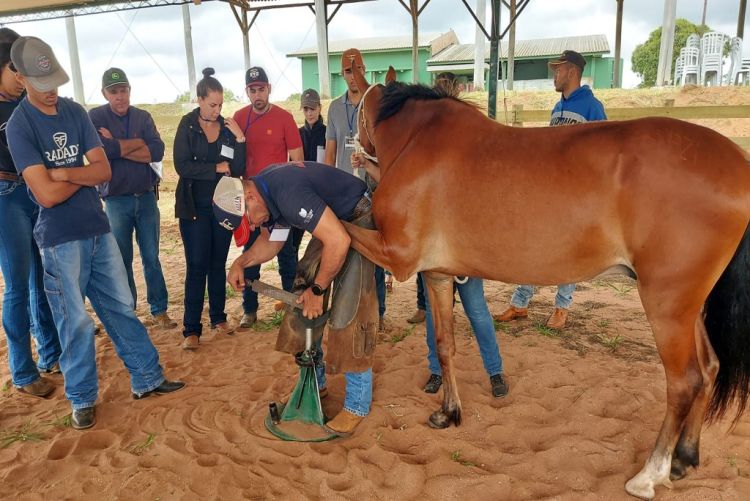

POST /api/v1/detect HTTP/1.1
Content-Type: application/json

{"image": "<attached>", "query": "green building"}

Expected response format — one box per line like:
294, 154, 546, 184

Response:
289, 33, 622, 94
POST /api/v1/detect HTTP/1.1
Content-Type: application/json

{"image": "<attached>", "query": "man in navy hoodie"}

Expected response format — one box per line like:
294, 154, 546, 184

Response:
495, 50, 606, 330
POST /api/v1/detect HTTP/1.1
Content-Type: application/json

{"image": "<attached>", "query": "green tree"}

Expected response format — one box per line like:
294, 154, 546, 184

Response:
174, 88, 240, 103
631, 18, 712, 87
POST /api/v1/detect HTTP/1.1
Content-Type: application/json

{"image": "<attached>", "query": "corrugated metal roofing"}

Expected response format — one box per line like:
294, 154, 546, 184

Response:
428, 34, 610, 63
289, 32, 444, 57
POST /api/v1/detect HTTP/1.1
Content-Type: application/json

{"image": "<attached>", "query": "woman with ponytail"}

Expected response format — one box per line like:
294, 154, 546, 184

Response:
173, 68, 245, 350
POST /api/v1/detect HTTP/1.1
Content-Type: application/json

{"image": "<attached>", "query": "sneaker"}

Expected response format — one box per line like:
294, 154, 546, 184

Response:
239, 312, 257, 329
493, 305, 528, 323
152, 312, 178, 329
182, 334, 199, 350
72, 406, 96, 430
211, 321, 235, 336
490, 374, 509, 398
423, 374, 442, 394
16, 376, 55, 398
40, 362, 62, 375
132, 380, 187, 400
407, 309, 426, 324
546, 308, 569, 330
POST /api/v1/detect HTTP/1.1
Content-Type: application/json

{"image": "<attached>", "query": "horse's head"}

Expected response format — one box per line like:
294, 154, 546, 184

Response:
353, 64, 397, 160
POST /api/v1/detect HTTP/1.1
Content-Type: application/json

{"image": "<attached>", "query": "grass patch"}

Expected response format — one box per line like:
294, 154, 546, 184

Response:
390, 325, 415, 344
262, 260, 279, 272
605, 282, 635, 295
225, 285, 237, 298
49, 414, 72, 428
1, 380, 10, 393
596, 319, 610, 329
128, 432, 157, 456
450, 450, 477, 467
253, 310, 285, 331
0, 422, 46, 448
596, 333, 625, 352
493, 320, 511, 332
534, 323, 559, 338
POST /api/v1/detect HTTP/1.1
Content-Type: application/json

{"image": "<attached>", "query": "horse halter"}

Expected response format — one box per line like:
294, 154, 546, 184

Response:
354, 83, 381, 163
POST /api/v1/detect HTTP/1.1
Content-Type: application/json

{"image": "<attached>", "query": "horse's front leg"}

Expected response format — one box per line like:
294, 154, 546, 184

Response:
422, 271, 462, 428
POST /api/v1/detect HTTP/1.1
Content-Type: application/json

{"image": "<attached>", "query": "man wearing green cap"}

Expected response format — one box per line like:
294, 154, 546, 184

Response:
89, 68, 175, 329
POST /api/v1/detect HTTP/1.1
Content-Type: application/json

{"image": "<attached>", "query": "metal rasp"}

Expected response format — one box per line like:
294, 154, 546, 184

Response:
247, 279, 302, 309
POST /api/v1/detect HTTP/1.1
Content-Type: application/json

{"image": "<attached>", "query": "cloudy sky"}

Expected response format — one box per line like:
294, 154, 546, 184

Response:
2, 0, 747, 105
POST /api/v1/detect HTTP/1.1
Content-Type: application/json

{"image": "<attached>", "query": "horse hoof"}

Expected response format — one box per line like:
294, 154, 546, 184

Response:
428, 410, 452, 429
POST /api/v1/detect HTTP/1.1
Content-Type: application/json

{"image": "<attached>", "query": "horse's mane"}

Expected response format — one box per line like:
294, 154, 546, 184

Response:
375, 81, 468, 124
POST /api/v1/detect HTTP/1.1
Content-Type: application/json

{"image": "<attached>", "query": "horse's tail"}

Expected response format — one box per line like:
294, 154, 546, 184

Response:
705, 221, 750, 424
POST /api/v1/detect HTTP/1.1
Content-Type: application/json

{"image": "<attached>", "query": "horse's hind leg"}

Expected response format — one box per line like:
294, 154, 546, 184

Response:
670, 315, 719, 480
421, 271, 462, 428
625, 295, 705, 499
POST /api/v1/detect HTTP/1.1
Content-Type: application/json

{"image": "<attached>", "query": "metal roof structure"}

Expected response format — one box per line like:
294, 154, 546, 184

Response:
288, 30, 458, 57
428, 34, 610, 64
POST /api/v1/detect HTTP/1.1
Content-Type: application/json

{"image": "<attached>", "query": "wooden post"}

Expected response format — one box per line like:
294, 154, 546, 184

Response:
507, 0, 516, 90
656, 0, 677, 87
65, 16, 84, 104
613, 0, 623, 88
512, 104, 523, 127
182, 4, 197, 100
473, 0, 486, 91
314, 0, 330, 97
242, 8, 251, 71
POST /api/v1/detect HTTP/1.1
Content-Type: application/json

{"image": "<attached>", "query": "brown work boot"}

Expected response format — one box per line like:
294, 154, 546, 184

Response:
493, 305, 528, 322
16, 376, 55, 398
182, 334, 200, 350
211, 321, 235, 336
324, 409, 364, 437
546, 308, 569, 330
239, 312, 257, 329
407, 309, 426, 324
152, 312, 178, 329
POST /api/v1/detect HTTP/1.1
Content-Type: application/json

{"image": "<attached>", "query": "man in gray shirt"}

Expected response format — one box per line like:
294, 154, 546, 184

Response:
324, 48, 365, 179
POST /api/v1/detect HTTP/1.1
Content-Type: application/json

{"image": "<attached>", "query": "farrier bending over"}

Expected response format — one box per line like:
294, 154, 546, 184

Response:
226, 161, 378, 437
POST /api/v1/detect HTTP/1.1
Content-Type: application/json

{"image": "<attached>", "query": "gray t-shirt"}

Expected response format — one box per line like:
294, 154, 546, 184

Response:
325, 92, 364, 179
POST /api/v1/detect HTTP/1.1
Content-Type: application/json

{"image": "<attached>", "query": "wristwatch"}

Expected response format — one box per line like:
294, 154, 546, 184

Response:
311, 283, 327, 296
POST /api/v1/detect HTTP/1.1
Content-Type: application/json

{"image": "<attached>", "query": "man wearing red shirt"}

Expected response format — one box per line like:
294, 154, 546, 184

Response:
233, 66, 303, 328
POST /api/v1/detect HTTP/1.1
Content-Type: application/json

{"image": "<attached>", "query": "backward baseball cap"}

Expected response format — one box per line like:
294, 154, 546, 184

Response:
213, 176, 246, 231
11, 36, 69, 92
102, 67, 129, 89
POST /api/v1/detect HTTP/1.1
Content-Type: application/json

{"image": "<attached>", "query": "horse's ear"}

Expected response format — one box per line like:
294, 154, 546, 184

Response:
351, 59, 370, 94
385, 66, 397, 83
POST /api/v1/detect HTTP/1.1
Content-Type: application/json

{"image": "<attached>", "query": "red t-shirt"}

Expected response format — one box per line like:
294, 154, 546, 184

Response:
233, 104, 302, 177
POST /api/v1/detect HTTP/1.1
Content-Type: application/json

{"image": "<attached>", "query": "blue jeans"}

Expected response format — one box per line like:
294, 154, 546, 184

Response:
39, 233, 165, 409
425, 278, 503, 377
179, 206, 232, 335
314, 346, 373, 417
242, 227, 299, 313
105, 192, 169, 316
511, 283, 576, 309
375, 266, 386, 317
0, 180, 61, 386
416, 272, 426, 310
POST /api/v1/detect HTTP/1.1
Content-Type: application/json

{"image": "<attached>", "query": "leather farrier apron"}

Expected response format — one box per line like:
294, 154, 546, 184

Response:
275, 195, 378, 373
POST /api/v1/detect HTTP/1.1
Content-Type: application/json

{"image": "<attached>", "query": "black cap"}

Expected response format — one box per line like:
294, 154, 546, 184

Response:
102, 67, 129, 90
10, 36, 69, 92
245, 66, 269, 87
548, 50, 586, 71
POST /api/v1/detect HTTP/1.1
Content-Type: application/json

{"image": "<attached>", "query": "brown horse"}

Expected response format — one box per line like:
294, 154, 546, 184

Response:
343, 67, 750, 499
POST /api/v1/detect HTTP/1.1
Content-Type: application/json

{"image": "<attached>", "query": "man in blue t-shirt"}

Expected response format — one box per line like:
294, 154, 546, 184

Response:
226, 161, 376, 438
495, 50, 607, 331
6, 36, 184, 430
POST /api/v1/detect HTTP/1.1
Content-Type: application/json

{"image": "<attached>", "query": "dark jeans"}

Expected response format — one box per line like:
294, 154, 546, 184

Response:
179, 206, 232, 336
242, 227, 302, 314
416, 272, 426, 310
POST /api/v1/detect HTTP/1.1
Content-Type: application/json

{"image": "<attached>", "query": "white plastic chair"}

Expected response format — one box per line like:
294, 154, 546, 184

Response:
737, 58, 750, 86
673, 51, 684, 86
686, 34, 700, 48
727, 37, 743, 85
682, 47, 700, 85
700, 32, 725, 86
